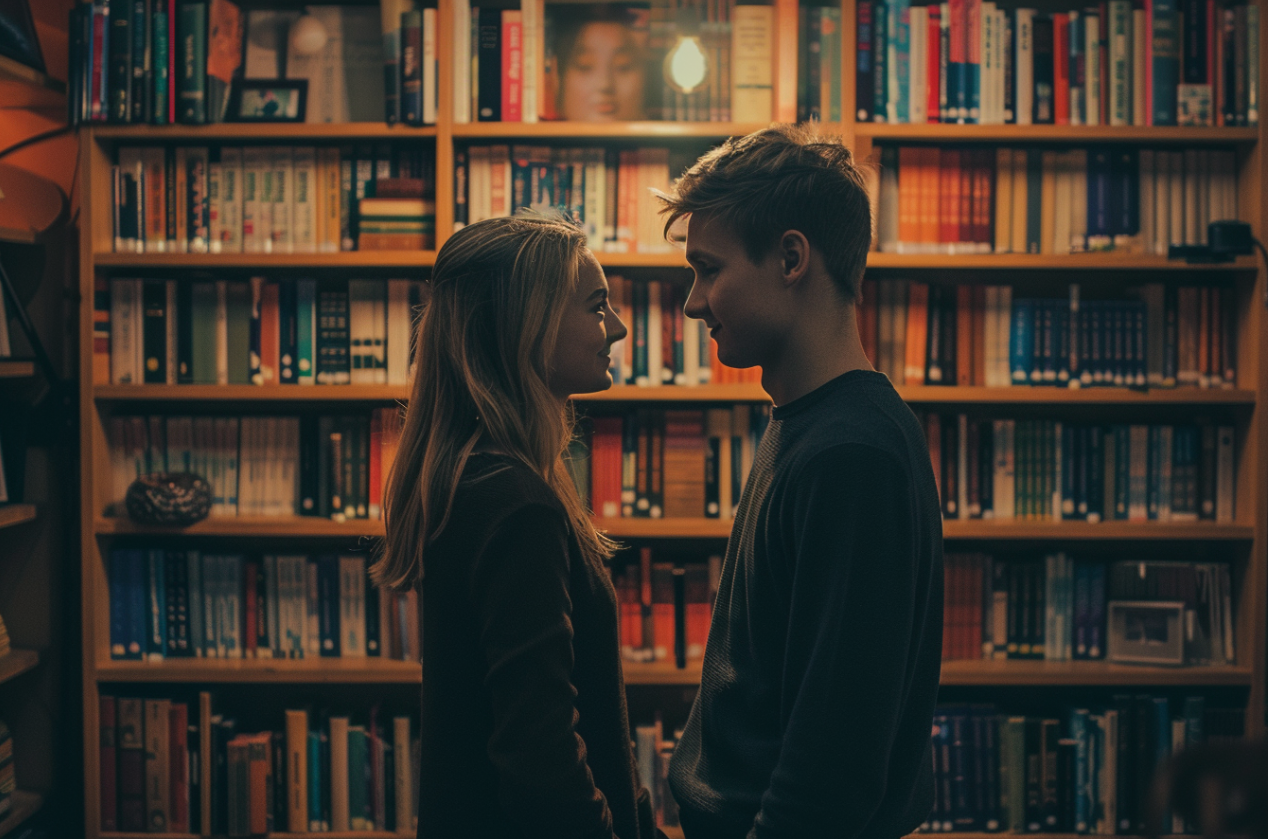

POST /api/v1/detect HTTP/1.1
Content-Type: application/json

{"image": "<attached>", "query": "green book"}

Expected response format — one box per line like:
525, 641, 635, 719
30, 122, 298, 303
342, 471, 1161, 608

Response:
176, 2, 207, 124
1000, 716, 1028, 832
347, 725, 371, 829
151, 5, 169, 124
190, 282, 217, 384
297, 280, 316, 385
224, 281, 252, 384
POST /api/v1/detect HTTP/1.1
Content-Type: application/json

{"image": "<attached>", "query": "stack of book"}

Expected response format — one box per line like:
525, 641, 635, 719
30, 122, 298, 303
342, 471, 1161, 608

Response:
106, 549, 419, 664
858, 281, 1238, 390
111, 145, 436, 254
611, 551, 718, 667
921, 700, 1245, 836
97, 278, 427, 387
104, 408, 404, 522
942, 554, 1235, 663
918, 415, 1237, 523
580, 406, 769, 520
857, 0, 1260, 125
875, 146, 1240, 256
98, 695, 418, 833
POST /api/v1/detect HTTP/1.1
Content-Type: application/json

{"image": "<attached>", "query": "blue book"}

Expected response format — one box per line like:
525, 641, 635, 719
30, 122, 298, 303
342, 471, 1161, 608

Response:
278, 279, 297, 384
1075, 427, 1090, 518
1132, 301, 1147, 386
1010, 299, 1034, 384
151, 3, 170, 124
1110, 149, 1140, 243
108, 549, 138, 659
1152, 0, 1180, 125
1087, 562, 1106, 657
1068, 709, 1091, 833
1086, 148, 1112, 249
297, 279, 316, 385
967, 33, 981, 124
1113, 425, 1131, 519
1087, 427, 1104, 522
1055, 297, 1071, 385
308, 731, 325, 830
1025, 150, 1043, 252
1037, 299, 1055, 383
146, 548, 167, 661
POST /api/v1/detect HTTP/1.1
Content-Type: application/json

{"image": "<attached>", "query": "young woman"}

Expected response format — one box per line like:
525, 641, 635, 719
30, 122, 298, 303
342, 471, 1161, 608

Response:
374, 215, 657, 839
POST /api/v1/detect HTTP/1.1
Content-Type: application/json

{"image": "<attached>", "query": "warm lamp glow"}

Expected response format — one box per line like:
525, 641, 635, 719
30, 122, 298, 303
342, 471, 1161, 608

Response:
664, 35, 708, 94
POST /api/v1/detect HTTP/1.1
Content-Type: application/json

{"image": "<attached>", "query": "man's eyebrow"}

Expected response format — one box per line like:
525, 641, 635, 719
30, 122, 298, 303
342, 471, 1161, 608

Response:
685, 249, 716, 264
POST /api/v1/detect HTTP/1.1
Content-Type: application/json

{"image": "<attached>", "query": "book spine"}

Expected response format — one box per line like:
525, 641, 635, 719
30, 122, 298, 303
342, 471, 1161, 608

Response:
176, 1, 206, 124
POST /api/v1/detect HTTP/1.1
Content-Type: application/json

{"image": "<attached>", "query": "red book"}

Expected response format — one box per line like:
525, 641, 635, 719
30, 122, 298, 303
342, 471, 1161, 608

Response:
684, 565, 710, 661
501, 10, 523, 122
939, 149, 960, 247
650, 562, 676, 661
958, 154, 973, 247
100, 695, 119, 831
639, 547, 654, 654
1053, 14, 1070, 124
972, 149, 993, 248
168, 703, 189, 832
590, 416, 623, 519
246, 733, 272, 834
369, 409, 382, 520
261, 280, 280, 385
927, 6, 942, 122
243, 562, 258, 658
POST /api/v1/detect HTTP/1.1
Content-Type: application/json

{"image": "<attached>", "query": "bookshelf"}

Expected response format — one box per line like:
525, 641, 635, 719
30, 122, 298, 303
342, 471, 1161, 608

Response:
74, 0, 1267, 834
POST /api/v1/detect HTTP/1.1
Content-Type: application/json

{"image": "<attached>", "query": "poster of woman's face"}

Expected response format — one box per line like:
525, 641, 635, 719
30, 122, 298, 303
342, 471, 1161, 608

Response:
545, 4, 649, 121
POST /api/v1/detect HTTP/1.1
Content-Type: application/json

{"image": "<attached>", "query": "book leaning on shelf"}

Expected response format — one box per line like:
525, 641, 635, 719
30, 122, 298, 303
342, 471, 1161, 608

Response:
920, 414, 1237, 523
859, 281, 1237, 390
942, 554, 1235, 664
856, 0, 1260, 125
111, 145, 437, 254
98, 693, 418, 834
921, 700, 1245, 837
106, 549, 419, 663
874, 145, 1240, 256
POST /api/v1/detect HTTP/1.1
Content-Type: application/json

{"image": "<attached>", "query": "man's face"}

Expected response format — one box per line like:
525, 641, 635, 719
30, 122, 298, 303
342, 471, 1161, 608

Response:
683, 213, 789, 371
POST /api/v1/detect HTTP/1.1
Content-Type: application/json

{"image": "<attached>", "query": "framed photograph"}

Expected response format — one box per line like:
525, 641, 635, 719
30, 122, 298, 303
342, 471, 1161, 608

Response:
226, 79, 308, 122
0, 0, 46, 74
1107, 600, 1187, 666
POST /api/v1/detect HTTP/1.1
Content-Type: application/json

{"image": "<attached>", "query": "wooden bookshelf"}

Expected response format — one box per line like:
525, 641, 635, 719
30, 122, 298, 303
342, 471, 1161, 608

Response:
0, 361, 35, 379
0, 504, 36, 531
0, 650, 39, 686
74, 0, 1268, 833
0, 790, 44, 839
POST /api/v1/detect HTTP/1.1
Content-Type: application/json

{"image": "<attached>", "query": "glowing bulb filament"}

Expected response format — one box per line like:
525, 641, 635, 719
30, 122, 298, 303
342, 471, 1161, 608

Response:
666, 36, 708, 94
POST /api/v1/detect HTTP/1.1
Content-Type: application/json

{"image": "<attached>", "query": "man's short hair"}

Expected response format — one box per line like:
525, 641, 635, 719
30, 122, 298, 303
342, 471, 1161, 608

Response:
659, 124, 872, 302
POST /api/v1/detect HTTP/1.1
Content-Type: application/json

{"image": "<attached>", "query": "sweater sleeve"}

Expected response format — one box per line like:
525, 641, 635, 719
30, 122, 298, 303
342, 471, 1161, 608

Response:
468, 503, 619, 839
748, 444, 926, 839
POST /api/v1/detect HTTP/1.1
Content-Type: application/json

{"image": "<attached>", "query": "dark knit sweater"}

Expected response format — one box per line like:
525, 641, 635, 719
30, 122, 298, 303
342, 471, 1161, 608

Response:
667, 370, 944, 839
418, 453, 653, 839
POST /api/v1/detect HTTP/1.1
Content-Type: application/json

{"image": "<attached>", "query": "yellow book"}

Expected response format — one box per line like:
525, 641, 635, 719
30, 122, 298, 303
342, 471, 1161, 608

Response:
993, 147, 1013, 253
731, 6, 774, 121
285, 709, 309, 831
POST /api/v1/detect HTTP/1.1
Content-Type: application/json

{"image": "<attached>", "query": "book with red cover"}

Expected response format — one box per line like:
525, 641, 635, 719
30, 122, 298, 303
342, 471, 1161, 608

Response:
685, 565, 710, 661
169, 703, 190, 832
972, 148, 994, 249
958, 152, 974, 247
1054, 14, 1071, 124
100, 695, 119, 831
260, 280, 280, 385
905, 283, 930, 385
939, 149, 961, 249
919, 148, 941, 249
651, 562, 676, 661
927, 5, 942, 122
501, 10, 523, 122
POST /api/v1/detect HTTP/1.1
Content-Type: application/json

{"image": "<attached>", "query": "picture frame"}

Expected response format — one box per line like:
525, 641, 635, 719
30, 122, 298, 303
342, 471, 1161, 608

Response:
1106, 600, 1187, 666
226, 79, 308, 123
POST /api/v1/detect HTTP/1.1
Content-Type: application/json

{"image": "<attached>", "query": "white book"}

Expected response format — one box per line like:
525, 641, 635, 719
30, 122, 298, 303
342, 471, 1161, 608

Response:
1216, 426, 1235, 522
521, 0, 540, 122
371, 280, 387, 384
347, 280, 375, 384
110, 278, 136, 384
1168, 151, 1184, 247
386, 280, 413, 386
910, 6, 928, 125
453, 0, 471, 122
292, 147, 317, 253
682, 316, 700, 385
271, 147, 294, 253
1131, 8, 1147, 125
1108, 1, 1132, 126
422, 7, 438, 124
1069, 148, 1088, 252
583, 147, 605, 248
468, 145, 489, 223
242, 147, 269, 253
340, 556, 367, 657
1015, 9, 1035, 125
992, 419, 1016, 519
1085, 12, 1101, 124
218, 147, 243, 253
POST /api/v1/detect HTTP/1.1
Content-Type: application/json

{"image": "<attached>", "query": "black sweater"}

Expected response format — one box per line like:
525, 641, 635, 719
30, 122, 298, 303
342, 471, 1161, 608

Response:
417, 453, 654, 839
667, 370, 944, 839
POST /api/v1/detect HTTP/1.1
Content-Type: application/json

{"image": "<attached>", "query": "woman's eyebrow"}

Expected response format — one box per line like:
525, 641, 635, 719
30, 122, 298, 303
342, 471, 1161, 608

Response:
586, 288, 608, 302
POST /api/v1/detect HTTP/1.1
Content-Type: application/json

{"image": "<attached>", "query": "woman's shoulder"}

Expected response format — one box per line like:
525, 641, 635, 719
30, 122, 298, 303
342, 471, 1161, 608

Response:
455, 453, 566, 519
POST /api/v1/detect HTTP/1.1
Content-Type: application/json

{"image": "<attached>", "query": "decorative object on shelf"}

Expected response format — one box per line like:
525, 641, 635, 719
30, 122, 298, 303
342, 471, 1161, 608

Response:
124, 473, 211, 526
664, 8, 708, 95
226, 78, 308, 123
1106, 600, 1187, 666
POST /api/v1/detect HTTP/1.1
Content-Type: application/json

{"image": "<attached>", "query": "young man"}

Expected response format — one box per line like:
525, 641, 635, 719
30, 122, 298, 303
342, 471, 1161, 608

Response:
659, 125, 944, 839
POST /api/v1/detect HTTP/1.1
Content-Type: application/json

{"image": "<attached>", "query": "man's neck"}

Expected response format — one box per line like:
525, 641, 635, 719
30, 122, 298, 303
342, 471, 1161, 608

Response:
760, 308, 874, 407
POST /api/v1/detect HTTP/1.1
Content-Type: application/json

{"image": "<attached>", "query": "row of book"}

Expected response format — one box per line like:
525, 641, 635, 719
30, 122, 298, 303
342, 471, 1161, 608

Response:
577, 406, 769, 520
874, 146, 1240, 256
111, 144, 437, 254
611, 551, 719, 666
457, 144, 674, 253
919, 699, 1245, 835
859, 281, 1237, 390
919, 416, 1237, 523
105, 549, 419, 663
98, 278, 427, 388
943, 555, 1235, 664
70, 2, 441, 127
104, 409, 403, 521
98, 694, 418, 834
858, 0, 1261, 126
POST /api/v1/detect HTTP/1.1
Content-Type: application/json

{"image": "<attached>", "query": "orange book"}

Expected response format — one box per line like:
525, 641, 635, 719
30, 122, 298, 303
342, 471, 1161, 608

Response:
859, 279, 879, 367
971, 285, 987, 386
261, 280, 280, 385
956, 284, 973, 386
919, 147, 941, 249
1053, 14, 1070, 124
939, 149, 960, 250
284, 710, 309, 831
651, 561, 676, 660
958, 152, 974, 249
246, 732, 272, 835
662, 410, 705, 518
1198, 286, 1211, 387
971, 149, 993, 250
904, 283, 930, 385
773, 0, 799, 122
897, 147, 921, 250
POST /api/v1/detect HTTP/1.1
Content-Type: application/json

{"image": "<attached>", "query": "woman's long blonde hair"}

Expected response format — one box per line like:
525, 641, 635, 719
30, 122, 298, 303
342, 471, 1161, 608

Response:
373, 214, 616, 591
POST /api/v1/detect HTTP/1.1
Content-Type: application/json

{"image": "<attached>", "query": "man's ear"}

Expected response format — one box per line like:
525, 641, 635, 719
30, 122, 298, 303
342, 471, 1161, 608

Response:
779, 230, 811, 286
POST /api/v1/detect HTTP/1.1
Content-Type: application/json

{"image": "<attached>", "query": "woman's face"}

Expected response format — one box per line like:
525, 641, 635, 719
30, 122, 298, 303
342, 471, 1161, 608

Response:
548, 252, 628, 400
560, 22, 646, 121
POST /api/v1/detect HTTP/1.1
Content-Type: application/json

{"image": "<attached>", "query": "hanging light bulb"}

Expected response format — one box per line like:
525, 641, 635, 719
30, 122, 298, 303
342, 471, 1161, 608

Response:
663, 9, 709, 95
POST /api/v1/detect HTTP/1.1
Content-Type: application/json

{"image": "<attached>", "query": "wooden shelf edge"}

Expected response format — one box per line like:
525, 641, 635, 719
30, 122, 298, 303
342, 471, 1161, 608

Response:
0, 649, 40, 686
96, 659, 422, 684
0, 361, 36, 379
94, 516, 384, 538
0, 504, 37, 530
92, 250, 438, 268
452, 120, 781, 138
855, 122, 1260, 143
0, 791, 45, 839
939, 661, 1254, 686
866, 253, 1260, 270
941, 521, 1255, 540
88, 123, 437, 140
